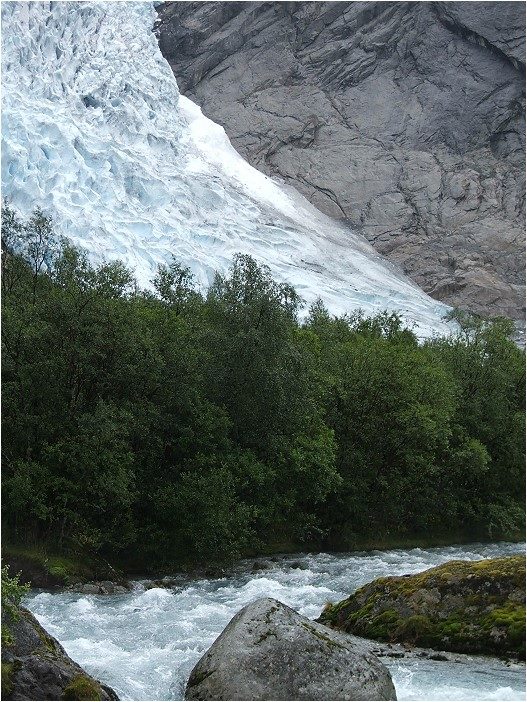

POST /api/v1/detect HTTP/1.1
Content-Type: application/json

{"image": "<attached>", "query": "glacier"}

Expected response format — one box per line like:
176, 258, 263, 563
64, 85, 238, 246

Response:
1, 1, 454, 337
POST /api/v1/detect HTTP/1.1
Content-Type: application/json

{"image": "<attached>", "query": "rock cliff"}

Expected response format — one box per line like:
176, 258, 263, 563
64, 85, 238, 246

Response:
156, 1, 525, 322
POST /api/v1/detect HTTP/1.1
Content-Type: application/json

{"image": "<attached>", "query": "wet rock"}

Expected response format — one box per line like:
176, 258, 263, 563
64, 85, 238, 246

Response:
79, 583, 101, 595
1, 606, 118, 700
319, 556, 526, 659
110, 585, 129, 595
251, 561, 272, 572
157, 1, 525, 323
185, 597, 396, 700
203, 567, 226, 578
68, 580, 132, 595
289, 560, 307, 570
428, 653, 450, 661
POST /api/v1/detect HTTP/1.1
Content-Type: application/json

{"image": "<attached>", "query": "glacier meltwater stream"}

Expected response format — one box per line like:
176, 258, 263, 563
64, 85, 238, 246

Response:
26, 542, 525, 702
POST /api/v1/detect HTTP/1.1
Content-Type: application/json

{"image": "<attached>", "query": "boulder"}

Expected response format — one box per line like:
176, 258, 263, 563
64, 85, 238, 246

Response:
2, 606, 118, 700
319, 555, 526, 659
185, 597, 396, 700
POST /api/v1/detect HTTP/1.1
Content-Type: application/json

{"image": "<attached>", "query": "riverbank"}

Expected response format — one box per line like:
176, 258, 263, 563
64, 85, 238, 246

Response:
5, 530, 524, 589
2, 545, 126, 589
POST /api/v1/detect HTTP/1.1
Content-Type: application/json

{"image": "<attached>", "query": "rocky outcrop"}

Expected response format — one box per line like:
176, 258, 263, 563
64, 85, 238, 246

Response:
1, 606, 118, 700
318, 555, 526, 659
156, 2, 525, 322
185, 597, 396, 700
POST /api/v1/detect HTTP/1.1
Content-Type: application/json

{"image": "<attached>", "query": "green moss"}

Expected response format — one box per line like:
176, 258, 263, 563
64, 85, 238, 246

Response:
300, 622, 346, 649
62, 675, 102, 701
367, 610, 402, 639
441, 619, 462, 636
1, 662, 14, 697
394, 615, 433, 644
2, 626, 14, 647
2, 544, 114, 586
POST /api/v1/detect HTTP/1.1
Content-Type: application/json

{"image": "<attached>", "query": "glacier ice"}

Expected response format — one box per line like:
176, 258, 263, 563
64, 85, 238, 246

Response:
1, 1, 454, 337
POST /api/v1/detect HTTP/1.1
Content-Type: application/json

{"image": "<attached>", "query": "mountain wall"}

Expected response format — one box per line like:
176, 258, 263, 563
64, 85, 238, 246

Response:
156, 1, 526, 322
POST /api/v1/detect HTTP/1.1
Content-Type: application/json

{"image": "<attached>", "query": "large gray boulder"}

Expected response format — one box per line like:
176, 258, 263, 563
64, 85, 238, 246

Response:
156, 2, 525, 323
2, 606, 118, 700
185, 597, 397, 700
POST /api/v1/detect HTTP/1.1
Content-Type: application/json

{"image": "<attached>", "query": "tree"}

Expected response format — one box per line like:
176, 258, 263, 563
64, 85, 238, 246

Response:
152, 257, 200, 313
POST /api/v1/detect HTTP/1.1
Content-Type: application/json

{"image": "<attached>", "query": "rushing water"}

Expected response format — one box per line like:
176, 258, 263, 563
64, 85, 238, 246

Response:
26, 542, 525, 701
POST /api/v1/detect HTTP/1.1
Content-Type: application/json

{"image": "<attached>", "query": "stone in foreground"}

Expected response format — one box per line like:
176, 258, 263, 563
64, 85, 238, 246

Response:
2, 606, 118, 700
185, 597, 396, 701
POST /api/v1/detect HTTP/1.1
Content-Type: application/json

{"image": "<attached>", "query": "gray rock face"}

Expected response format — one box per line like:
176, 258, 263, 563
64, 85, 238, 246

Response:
2, 607, 118, 700
184, 597, 397, 700
156, 1, 525, 322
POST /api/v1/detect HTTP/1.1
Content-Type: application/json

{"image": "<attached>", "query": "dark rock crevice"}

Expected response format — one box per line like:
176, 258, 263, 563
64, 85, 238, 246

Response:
433, 1, 525, 71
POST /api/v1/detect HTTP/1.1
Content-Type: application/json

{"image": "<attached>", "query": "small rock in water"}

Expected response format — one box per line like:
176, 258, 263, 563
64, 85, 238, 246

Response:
111, 585, 129, 594
69, 580, 132, 595
289, 560, 307, 569
251, 561, 271, 572
428, 653, 450, 661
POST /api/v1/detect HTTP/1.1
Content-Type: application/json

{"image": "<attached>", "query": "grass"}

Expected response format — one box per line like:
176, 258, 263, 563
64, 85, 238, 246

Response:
2, 543, 111, 586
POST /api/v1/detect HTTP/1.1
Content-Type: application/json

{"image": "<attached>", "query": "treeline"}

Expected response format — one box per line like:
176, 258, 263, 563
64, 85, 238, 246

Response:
2, 205, 525, 568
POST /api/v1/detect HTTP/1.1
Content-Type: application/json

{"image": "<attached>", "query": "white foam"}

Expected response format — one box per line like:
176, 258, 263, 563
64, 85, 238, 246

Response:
26, 542, 525, 701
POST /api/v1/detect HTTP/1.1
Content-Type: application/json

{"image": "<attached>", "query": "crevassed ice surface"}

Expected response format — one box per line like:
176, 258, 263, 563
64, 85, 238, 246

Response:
26, 542, 526, 701
2, 1, 454, 337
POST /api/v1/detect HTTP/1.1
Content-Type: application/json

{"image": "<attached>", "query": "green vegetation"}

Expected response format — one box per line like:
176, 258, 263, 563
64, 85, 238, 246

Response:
1, 566, 30, 646
320, 556, 526, 658
2, 204, 525, 570
62, 675, 102, 701
1, 662, 15, 698
2, 543, 120, 587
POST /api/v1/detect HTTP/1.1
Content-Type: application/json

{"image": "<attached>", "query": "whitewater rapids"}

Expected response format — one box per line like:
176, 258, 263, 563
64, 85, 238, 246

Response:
26, 541, 525, 701
1, 1, 454, 337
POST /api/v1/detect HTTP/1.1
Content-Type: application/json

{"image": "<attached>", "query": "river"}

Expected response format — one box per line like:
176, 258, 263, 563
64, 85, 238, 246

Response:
26, 541, 525, 701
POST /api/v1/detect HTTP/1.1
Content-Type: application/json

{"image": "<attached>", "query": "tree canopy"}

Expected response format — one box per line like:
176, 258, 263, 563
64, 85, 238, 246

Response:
2, 205, 524, 568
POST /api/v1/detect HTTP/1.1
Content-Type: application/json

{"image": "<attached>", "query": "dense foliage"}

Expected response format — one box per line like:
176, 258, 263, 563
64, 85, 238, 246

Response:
2, 206, 525, 568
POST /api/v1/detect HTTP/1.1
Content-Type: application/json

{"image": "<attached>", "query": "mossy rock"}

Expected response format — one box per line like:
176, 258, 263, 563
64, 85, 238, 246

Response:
2, 544, 122, 588
1, 662, 14, 697
62, 674, 103, 701
1, 606, 118, 700
318, 556, 526, 658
